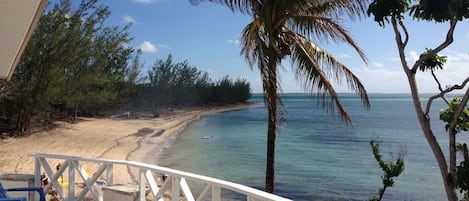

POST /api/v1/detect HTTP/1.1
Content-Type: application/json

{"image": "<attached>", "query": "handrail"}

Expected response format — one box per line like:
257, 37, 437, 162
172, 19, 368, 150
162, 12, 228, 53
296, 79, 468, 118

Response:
30, 153, 292, 201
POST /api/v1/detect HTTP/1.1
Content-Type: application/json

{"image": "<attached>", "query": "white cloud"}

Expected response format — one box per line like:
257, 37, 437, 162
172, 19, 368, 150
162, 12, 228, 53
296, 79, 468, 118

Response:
353, 65, 408, 93
138, 41, 157, 53
137, 41, 170, 53
133, 0, 159, 4
351, 50, 469, 93
227, 39, 240, 45
122, 15, 137, 24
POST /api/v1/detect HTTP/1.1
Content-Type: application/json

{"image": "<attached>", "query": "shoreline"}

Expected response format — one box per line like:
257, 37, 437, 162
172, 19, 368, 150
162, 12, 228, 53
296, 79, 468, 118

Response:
0, 102, 257, 184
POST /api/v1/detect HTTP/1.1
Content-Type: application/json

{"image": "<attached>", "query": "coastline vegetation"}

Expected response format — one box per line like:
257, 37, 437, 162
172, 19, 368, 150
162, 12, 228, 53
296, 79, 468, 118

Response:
0, 0, 251, 136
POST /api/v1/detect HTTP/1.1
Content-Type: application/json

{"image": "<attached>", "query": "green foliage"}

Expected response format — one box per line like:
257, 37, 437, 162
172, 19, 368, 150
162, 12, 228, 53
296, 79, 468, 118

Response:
369, 140, 405, 201
144, 55, 252, 112
457, 160, 469, 195
367, 0, 410, 26
211, 76, 252, 104
0, 1, 252, 134
368, 0, 469, 26
410, 0, 469, 22
457, 144, 469, 197
440, 98, 469, 132
418, 48, 447, 72
0, 0, 137, 132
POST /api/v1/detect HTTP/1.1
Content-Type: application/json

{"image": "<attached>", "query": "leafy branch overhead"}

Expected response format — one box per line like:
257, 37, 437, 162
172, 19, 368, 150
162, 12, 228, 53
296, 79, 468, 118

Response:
367, 0, 409, 26
418, 48, 447, 72
368, 0, 469, 26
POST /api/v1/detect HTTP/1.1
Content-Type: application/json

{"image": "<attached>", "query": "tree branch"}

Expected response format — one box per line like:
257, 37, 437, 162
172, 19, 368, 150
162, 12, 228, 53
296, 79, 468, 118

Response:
398, 19, 409, 47
391, 17, 410, 73
430, 69, 449, 104
425, 77, 469, 117
412, 19, 458, 72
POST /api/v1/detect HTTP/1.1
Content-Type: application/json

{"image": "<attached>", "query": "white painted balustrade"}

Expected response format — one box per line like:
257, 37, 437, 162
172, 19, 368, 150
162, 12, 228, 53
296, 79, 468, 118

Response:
30, 153, 292, 201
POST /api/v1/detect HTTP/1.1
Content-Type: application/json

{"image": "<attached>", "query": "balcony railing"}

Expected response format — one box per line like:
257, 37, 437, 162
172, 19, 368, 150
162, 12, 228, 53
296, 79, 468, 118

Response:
30, 153, 292, 201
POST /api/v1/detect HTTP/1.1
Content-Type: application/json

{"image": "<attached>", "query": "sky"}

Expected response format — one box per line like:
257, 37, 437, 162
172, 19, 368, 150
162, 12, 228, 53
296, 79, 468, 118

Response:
56, 0, 469, 93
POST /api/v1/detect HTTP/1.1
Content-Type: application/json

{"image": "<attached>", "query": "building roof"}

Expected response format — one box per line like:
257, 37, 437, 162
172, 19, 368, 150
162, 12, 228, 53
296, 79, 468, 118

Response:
0, 0, 48, 80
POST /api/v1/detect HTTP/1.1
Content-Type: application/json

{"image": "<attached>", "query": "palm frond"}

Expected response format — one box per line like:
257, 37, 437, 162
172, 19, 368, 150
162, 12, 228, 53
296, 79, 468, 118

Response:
298, 0, 369, 19
287, 16, 367, 63
240, 20, 287, 127
241, 21, 268, 69
189, 0, 259, 14
290, 35, 370, 124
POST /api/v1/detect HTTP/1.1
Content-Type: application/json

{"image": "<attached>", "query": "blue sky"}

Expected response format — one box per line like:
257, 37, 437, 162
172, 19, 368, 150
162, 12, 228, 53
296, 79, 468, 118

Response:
86, 0, 469, 93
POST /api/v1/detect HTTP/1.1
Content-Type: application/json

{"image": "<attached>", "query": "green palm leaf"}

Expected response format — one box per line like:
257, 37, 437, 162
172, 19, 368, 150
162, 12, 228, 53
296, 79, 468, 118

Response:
290, 36, 370, 124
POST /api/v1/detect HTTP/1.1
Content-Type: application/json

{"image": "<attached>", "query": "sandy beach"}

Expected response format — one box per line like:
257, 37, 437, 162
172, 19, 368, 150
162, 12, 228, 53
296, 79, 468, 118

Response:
0, 103, 255, 184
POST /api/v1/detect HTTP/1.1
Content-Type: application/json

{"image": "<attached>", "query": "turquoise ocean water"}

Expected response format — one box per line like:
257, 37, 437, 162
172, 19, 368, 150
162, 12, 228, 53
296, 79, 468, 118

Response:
156, 93, 459, 201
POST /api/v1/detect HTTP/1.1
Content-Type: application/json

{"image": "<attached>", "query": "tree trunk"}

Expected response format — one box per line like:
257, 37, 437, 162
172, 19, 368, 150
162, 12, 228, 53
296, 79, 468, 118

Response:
265, 48, 278, 193
407, 73, 458, 201
450, 129, 457, 191
391, 17, 458, 200
265, 101, 276, 193
74, 102, 79, 121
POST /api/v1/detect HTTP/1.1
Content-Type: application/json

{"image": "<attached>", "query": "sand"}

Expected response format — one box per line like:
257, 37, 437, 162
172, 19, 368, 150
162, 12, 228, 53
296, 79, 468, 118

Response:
0, 103, 256, 184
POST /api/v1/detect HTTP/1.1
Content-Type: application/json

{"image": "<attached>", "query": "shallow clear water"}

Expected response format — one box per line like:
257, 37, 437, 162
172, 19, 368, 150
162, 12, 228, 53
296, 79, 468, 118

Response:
157, 94, 457, 201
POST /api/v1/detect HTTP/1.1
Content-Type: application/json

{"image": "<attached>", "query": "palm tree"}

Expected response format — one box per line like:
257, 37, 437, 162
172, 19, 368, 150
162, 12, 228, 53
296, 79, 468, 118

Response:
190, 0, 371, 193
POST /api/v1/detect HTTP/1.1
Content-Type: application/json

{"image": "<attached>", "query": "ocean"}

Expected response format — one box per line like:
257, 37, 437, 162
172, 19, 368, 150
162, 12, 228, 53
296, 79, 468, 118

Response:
157, 93, 459, 201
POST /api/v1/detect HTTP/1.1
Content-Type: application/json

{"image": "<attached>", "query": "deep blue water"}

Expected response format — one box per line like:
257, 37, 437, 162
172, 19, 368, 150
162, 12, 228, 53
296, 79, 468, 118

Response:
157, 93, 460, 201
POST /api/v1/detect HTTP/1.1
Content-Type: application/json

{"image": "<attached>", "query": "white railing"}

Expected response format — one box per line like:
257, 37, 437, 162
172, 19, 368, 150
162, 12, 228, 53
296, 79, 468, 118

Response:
30, 153, 292, 201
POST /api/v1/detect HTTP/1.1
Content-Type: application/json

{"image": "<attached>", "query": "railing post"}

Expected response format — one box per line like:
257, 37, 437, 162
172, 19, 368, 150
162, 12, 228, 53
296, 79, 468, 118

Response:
171, 176, 180, 201
68, 162, 75, 201
34, 157, 41, 188
106, 164, 113, 186
33, 157, 41, 201
212, 185, 221, 201
139, 168, 146, 201
180, 178, 195, 201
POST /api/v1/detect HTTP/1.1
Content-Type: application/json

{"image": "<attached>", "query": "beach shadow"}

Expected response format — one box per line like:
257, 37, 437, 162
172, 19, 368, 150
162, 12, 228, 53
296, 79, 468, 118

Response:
152, 130, 164, 137
132, 128, 154, 137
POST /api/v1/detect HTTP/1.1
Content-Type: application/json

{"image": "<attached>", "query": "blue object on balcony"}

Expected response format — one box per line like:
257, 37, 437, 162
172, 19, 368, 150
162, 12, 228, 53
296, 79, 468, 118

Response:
0, 182, 45, 201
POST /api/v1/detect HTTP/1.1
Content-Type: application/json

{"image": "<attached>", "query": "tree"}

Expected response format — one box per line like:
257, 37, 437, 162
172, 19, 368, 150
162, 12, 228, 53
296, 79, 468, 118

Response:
0, 0, 138, 132
53, 1, 134, 118
367, 0, 469, 200
369, 140, 405, 201
145, 54, 249, 110
190, 0, 370, 193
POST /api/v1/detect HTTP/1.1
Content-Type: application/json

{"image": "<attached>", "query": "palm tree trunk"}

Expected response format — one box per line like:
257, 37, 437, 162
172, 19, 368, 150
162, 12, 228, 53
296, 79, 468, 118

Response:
265, 48, 278, 193
265, 102, 276, 193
